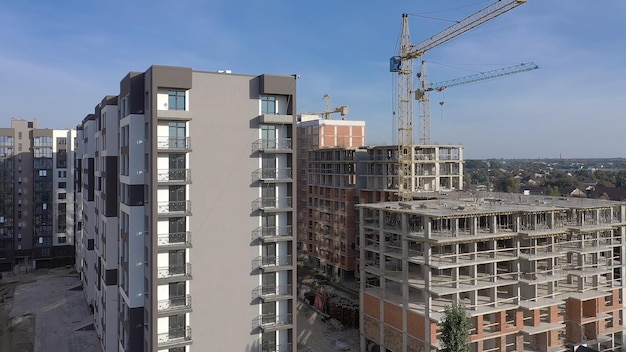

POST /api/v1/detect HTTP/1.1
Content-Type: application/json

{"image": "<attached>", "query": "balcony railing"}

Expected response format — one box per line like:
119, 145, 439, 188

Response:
157, 295, 192, 313
157, 263, 192, 279
260, 343, 293, 352
251, 284, 292, 301
251, 139, 292, 153
157, 232, 192, 248
157, 326, 192, 347
157, 137, 191, 151
252, 314, 293, 331
251, 197, 292, 212
157, 201, 191, 215
251, 255, 292, 271
157, 169, 191, 183
251, 168, 292, 182
251, 226, 292, 241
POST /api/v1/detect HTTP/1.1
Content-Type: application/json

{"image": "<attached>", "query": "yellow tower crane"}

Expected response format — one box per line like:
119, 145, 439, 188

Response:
304, 93, 349, 120
390, 0, 528, 201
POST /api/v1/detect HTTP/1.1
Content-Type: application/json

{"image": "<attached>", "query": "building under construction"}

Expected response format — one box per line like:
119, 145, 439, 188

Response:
297, 113, 465, 281
358, 144, 464, 204
358, 192, 625, 352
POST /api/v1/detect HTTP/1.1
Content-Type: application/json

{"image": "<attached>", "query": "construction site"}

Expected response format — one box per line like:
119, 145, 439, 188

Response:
359, 192, 625, 351
295, 1, 626, 352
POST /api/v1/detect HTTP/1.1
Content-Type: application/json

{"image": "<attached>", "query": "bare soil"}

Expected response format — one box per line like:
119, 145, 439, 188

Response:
297, 300, 359, 351
0, 275, 35, 352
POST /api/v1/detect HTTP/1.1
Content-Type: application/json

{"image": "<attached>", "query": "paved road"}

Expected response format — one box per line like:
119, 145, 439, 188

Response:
9, 267, 101, 352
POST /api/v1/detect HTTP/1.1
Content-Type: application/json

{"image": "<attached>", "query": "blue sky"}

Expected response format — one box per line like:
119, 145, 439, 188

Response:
1, 1, 625, 159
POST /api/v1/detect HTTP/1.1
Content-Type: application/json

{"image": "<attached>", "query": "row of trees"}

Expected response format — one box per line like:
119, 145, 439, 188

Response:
465, 159, 626, 193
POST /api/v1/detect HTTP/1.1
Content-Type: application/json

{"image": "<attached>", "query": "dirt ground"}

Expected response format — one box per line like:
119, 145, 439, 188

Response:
0, 273, 34, 352
0, 267, 100, 352
297, 300, 360, 352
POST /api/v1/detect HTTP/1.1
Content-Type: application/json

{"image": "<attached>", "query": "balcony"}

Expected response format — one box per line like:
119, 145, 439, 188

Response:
251, 139, 292, 153
157, 326, 192, 348
251, 255, 292, 272
251, 168, 292, 183
260, 343, 293, 352
251, 284, 292, 302
157, 232, 192, 250
157, 201, 191, 216
157, 169, 191, 184
157, 295, 192, 315
251, 226, 292, 242
251, 197, 292, 212
157, 264, 192, 281
157, 137, 191, 152
252, 313, 293, 332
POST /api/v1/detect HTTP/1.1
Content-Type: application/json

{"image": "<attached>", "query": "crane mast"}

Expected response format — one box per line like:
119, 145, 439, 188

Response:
391, 0, 527, 201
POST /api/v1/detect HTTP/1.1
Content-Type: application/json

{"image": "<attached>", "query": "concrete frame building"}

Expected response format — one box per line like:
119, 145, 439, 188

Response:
296, 127, 465, 282
358, 192, 626, 352
76, 65, 298, 352
358, 145, 464, 203
0, 118, 75, 271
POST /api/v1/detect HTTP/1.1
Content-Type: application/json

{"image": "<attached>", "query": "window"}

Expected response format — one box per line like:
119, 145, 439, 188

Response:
261, 96, 276, 115
0, 136, 14, 146
58, 170, 67, 178
58, 236, 67, 244
121, 96, 129, 117
261, 125, 277, 149
18, 132, 22, 140
58, 182, 66, 189
18, 143, 22, 152
58, 193, 66, 200
39, 170, 47, 177
168, 90, 186, 111
34, 136, 52, 147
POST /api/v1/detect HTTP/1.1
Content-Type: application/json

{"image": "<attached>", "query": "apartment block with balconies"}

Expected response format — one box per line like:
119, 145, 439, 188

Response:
77, 66, 297, 352
91, 96, 121, 351
0, 119, 75, 272
357, 192, 626, 352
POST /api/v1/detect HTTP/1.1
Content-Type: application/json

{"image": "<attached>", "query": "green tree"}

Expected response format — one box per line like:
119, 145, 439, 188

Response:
545, 185, 560, 196
440, 302, 471, 352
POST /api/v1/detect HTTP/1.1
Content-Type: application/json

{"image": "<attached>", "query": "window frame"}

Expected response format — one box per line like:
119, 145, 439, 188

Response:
168, 90, 186, 111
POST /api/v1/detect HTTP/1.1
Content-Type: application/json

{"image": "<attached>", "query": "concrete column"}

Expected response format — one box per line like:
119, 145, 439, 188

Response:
452, 218, 459, 238
359, 207, 366, 352
424, 216, 431, 239
424, 242, 432, 351
471, 217, 477, 236
401, 213, 409, 352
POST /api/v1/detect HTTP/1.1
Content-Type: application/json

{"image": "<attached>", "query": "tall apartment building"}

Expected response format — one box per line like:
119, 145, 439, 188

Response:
0, 118, 74, 271
76, 65, 298, 352
297, 117, 365, 280
74, 96, 121, 351
358, 192, 626, 352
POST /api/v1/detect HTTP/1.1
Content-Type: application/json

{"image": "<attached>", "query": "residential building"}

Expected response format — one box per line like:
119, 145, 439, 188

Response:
0, 118, 75, 271
76, 65, 298, 352
358, 192, 626, 352
297, 117, 365, 280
